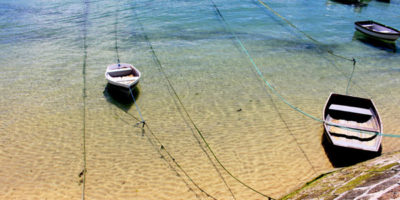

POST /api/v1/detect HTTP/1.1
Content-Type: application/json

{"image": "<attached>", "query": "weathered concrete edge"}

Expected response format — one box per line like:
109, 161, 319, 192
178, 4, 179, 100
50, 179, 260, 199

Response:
280, 169, 338, 200
280, 151, 400, 200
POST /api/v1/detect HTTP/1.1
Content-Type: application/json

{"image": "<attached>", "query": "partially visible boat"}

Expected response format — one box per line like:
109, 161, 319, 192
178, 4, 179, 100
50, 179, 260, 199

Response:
323, 93, 382, 152
105, 63, 141, 89
355, 20, 400, 41
330, 0, 369, 6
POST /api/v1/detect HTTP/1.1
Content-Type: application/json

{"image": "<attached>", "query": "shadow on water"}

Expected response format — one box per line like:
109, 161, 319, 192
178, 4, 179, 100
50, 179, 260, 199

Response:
103, 84, 141, 112
352, 31, 397, 53
321, 132, 381, 168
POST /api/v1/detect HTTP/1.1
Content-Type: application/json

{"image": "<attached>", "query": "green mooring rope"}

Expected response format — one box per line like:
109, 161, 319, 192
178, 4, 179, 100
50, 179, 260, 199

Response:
210, 0, 318, 175
215, 0, 400, 138
257, 0, 356, 64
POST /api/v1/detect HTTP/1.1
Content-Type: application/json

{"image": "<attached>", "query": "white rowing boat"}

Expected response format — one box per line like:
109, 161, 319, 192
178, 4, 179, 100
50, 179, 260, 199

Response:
355, 20, 400, 41
105, 63, 141, 89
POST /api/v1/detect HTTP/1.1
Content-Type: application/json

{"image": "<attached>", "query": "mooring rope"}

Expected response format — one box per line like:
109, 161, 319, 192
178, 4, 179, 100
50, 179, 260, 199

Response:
128, 88, 146, 126
165, 82, 237, 200
80, 0, 89, 199
132, 5, 274, 200
256, 0, 356, 65
112, 4, 216, 199
114, 4, 120, 65
210, 0, 318, 175
110, 105, 213, 200
209, 0, 400, 139
123, 6, 236, 198
146, 35, 276, 200
114, 3, 145, 125
143, 123, 218, 200
346, 62, 356, 95
256, 0, 361, 96
105, 93, 205, 199
123, 93, 216, 199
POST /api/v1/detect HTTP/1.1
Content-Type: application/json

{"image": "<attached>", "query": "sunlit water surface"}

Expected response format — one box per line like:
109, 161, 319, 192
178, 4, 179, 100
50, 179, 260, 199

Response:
1, 0, 400, 199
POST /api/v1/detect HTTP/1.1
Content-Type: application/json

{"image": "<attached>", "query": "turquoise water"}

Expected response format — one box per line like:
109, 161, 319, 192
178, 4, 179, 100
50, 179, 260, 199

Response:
1, 0, 400, 199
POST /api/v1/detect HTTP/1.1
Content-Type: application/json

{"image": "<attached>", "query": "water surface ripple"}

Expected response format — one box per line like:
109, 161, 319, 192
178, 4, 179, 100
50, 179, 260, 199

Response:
0, 0, 399, 199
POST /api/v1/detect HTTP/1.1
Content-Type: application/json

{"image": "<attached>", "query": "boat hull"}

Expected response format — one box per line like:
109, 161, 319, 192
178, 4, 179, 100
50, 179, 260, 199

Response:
355, 21, 400, 41
105, 63, 141, 89
323, 93, 382, 152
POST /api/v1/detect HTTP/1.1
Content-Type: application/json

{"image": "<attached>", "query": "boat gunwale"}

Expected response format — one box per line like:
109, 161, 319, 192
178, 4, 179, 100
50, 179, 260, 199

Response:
322, 92, 383, 152
105, 63, 141, 89
355, 20, 400, 37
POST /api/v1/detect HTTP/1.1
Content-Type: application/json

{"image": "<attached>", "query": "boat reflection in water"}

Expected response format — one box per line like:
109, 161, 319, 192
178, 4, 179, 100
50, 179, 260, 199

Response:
327, 0, 370, 13
103, 83, 141, 111
353, 31, 397, 52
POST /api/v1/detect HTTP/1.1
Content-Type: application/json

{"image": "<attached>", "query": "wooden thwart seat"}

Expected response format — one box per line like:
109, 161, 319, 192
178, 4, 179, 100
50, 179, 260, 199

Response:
326, 117, 379, 141
327, 121, 378, 133
329, 104, 372, 116
110, 76, 138, 82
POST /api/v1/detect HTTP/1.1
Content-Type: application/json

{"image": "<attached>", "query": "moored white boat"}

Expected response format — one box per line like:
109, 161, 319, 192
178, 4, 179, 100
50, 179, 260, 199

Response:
355, 20, 400, 41
105, 63, 141, 89
323, 93, 382, 152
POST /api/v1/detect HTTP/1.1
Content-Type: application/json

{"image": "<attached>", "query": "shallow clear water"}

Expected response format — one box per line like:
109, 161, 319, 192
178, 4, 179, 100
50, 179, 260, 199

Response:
1, 0, 400, 199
